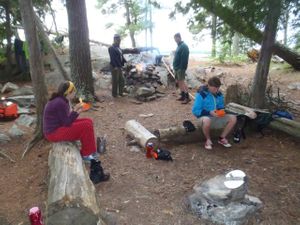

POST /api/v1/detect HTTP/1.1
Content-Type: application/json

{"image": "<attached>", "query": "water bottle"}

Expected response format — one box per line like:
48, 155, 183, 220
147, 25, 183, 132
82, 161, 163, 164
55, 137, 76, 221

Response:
146, 142, 154, 158
29, 207, 44, 225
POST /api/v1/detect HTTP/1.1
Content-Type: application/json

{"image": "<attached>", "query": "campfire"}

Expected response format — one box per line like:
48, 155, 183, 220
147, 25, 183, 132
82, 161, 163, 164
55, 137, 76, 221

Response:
124, 61, 165, 101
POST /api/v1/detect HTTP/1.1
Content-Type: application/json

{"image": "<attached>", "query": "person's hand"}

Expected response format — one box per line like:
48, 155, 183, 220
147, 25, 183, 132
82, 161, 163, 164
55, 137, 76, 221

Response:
210, 110, 218, 117
74, 102, 83, 113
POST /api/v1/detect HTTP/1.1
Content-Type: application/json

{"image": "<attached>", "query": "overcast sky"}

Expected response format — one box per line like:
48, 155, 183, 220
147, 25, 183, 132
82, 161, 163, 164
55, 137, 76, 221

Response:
44, 0, 212, 53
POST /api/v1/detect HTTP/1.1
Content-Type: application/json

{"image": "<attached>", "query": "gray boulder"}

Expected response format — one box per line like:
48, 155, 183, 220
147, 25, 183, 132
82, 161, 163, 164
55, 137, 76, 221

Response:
9, 124, 25, 138
16, 114, 36, 127
9, 85, 34, 96
0, 133, 11, 143
1, 82, 19, 93
186, 171, 262, 225
135, 87, 155, 97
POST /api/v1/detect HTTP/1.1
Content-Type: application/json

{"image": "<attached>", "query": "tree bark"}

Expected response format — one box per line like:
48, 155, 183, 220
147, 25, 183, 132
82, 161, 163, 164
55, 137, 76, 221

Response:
232, 32, 240, 56
66, 0, 95, 100
249, 0, 281, 108
47, 142, 106, 225
125, 120, 159, 148
34, 14, 70, 81
125, 0, 136, 47
18, 0, 48, 139
154, 119, 228, 144
4, 0, 12, 73
211, 14, 217, 57
194, 0, 300, 70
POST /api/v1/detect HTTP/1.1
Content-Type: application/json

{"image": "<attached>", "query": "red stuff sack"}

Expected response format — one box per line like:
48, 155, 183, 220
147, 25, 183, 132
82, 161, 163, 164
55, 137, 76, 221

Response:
0, 101, 18, 119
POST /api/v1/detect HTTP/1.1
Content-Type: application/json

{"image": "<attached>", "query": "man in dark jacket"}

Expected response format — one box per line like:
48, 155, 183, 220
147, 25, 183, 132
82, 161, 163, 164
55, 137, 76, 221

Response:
108, 34, 126, 97
173, 33, 190, 104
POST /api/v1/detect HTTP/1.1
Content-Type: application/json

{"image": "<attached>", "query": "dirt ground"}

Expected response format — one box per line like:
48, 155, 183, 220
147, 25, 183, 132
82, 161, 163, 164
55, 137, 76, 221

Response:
0, 61, 300, 225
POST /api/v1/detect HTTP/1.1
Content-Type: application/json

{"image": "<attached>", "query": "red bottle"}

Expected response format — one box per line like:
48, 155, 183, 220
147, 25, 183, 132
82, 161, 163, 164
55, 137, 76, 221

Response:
29, 207, 44, 225
146, 142, 154, 158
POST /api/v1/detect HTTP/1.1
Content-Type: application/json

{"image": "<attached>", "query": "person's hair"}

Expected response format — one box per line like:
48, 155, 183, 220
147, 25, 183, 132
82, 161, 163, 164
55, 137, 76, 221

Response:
174, 33, 181, 38
208, 76, 221, 88
49, 81, 74, 100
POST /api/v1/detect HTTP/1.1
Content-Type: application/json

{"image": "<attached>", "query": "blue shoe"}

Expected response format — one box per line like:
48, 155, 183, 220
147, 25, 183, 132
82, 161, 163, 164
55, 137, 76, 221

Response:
82, 152, 99, 163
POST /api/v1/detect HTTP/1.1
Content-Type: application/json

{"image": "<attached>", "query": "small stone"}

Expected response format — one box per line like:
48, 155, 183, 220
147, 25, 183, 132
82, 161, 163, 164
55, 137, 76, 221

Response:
0, 133, 11, 143
8, 124, 24, 138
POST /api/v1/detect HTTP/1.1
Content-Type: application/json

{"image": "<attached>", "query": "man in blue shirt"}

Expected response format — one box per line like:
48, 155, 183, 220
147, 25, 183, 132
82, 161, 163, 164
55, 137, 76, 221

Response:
192, 77, 237, 150
173, 33, 190, 104
108, 34, 126, 97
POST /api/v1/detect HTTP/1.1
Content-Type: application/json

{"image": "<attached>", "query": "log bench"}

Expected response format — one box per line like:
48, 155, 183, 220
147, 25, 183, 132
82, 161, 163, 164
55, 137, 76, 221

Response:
47, 142, 106, 225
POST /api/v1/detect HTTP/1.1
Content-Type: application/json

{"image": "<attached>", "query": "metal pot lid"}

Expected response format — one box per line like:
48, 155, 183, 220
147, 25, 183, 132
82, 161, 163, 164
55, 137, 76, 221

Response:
224, 170, 246, 189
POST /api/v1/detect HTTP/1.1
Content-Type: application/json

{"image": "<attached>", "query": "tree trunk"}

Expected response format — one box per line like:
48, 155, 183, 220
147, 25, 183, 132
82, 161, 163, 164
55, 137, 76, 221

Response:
47, 142, 106, 225
18, 0, 48, 138
249, 0, 281, 108
154, 119, 228, 144
34, 14, 70, 81
66, 0, 95, 100
194, 0, 300, 70
232, 32, 240, 56
125, 0, 136, 47
4, 0, 12, 73
283, 9, 289, 46
211, 14, 217, 57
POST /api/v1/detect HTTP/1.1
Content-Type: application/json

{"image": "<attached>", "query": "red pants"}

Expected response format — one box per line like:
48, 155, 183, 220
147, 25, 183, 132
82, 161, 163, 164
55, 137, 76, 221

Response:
45, 118, 96, 156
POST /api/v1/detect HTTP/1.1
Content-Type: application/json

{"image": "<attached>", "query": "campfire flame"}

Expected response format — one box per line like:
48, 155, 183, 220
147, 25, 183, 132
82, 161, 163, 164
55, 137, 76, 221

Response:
135, 63, 145, 73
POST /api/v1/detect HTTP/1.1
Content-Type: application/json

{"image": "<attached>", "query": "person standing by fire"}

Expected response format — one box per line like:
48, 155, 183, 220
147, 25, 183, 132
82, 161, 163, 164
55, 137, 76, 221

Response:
173, 33, 190, 104
108, 34, 126, 97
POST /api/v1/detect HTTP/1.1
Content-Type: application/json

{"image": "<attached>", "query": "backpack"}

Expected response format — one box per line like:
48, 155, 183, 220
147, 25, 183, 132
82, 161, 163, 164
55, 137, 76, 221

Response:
152, 148, 173, 161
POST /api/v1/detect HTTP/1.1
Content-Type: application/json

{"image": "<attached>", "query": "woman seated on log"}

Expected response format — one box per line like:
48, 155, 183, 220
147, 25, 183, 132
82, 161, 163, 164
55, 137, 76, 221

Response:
192, 76, 237, 150
43, 81, 109, 182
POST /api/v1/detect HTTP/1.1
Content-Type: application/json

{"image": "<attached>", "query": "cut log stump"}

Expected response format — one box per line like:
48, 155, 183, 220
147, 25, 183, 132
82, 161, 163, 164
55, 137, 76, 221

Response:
125, 120, 158, 148
47, 142, 106, 225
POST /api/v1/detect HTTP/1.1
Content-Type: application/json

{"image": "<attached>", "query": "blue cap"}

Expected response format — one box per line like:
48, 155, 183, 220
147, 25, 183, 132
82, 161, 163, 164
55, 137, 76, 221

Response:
114, 34, 121, 39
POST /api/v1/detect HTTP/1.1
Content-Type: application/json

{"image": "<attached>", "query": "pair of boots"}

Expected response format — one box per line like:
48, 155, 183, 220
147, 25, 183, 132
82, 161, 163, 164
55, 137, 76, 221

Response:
177, 91, 191, 104
89, 159, 110, 184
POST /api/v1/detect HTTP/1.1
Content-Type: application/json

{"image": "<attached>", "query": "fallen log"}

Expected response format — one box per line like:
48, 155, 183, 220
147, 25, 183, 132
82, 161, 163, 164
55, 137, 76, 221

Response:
226, 102, 300, 139
154, 119, 229, 144
125, 119, 158, 148
47, 142, 106, 225
269, 118, 300, 139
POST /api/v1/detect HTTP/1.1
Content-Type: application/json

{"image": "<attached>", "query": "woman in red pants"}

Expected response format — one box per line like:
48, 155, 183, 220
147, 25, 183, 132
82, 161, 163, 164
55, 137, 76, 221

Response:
43, 81, 109, 183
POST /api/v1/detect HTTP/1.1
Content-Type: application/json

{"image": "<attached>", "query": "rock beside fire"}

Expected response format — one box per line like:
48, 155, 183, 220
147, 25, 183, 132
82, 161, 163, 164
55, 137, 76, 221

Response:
185, 171, 262, 225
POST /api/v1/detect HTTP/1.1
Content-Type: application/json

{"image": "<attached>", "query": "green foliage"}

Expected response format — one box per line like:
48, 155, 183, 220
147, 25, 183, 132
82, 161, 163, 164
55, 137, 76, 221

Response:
96, 0, 159, 46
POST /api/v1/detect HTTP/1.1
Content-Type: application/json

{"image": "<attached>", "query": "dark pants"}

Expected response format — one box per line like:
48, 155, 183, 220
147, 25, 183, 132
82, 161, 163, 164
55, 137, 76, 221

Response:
111, 67, 125, 97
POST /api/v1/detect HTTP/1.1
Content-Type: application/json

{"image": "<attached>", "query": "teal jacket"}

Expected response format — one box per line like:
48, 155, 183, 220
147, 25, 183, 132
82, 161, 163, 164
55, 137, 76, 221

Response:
173, 41, 189, 71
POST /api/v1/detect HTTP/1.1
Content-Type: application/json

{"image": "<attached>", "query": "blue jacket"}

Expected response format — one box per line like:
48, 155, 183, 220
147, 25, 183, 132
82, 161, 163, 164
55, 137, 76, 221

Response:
192, 86, 225, 118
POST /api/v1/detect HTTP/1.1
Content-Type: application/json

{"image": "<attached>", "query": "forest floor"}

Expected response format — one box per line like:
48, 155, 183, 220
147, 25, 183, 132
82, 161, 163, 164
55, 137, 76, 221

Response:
0, 60, 300, 225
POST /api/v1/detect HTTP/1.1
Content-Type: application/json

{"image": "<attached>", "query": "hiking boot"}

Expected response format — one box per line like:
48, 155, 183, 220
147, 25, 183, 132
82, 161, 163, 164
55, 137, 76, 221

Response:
218, 137, 232, 148
89, 159, 110, 184
177, 91, 185, 101
204, 139, 213, 150
181, 92, 191, 104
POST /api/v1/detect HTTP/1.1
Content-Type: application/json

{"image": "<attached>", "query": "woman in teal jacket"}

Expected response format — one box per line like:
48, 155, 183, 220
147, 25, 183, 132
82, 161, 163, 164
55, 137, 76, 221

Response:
192, 77, 236, 150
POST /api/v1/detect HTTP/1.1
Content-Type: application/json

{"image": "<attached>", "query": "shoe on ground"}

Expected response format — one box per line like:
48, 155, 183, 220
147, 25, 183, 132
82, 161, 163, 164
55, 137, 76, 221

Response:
82, 152, 99, 163
181, 97, 191, 104
218, 137, 232, 148
204, 139, 213, 150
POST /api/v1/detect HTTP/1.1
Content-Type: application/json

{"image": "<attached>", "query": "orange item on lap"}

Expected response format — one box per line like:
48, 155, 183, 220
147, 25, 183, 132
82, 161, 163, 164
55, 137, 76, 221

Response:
215, 109, 226, 117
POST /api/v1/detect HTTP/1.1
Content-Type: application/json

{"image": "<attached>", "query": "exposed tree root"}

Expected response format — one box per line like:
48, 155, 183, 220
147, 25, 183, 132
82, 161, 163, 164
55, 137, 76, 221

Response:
22, 132, 44, 159
0, 150, 16, 163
